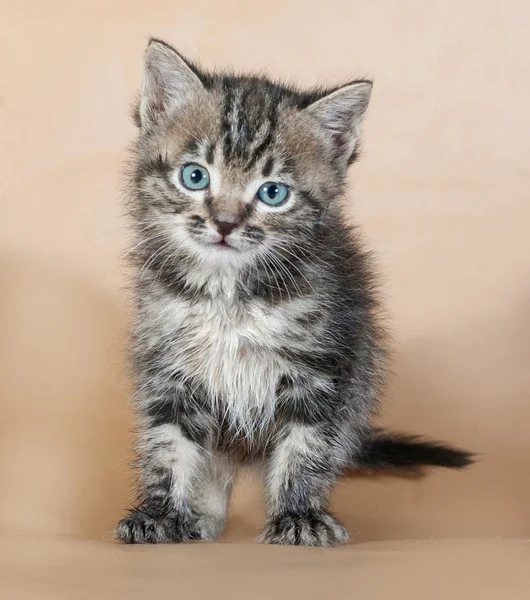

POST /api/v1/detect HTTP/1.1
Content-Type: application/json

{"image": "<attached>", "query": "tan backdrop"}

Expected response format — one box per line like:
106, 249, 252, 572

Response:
1, 0, 529, 544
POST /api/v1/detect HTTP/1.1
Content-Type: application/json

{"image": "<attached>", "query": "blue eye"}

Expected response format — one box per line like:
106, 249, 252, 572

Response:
257, 182, 289, 206
181, 164, 210, 190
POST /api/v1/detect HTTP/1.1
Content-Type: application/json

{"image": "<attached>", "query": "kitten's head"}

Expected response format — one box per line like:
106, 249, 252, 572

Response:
130, 39, 372, 272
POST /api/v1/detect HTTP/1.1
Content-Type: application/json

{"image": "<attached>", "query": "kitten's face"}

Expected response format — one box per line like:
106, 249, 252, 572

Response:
132, 40, 371, 272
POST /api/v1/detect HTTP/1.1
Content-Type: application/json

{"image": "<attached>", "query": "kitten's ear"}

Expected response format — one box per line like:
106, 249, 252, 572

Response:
139, 39, 204, 130
305, 81, 372, 165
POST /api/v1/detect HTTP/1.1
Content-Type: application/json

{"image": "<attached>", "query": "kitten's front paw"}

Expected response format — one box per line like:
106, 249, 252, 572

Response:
115, 509, 200, 544
258, 511, 350, 547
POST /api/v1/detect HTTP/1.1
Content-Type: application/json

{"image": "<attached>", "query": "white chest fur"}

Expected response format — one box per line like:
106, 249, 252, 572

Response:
147, 289, 311, 435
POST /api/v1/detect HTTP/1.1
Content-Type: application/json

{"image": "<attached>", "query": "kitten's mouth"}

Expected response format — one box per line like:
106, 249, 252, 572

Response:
204, 231, 238, 251
212, 239, 234, 250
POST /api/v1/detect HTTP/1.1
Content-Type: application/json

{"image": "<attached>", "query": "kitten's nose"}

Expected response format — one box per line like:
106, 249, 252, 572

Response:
213, 219, 238, 237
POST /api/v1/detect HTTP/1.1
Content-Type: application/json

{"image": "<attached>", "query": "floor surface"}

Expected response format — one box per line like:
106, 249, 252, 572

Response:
2, 532, 529, 599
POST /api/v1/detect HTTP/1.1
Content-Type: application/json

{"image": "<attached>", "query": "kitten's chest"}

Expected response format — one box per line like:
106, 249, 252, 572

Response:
161, 295, 293, 427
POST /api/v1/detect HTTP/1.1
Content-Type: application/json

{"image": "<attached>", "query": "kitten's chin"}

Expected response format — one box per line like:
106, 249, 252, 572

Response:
172, 227, 258, 269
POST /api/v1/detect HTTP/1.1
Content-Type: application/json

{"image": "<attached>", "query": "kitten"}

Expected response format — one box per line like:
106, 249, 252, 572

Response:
116, 39, 473, 547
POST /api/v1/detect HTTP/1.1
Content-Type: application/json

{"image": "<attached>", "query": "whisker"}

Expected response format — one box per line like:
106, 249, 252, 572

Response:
137, 240, 176, 280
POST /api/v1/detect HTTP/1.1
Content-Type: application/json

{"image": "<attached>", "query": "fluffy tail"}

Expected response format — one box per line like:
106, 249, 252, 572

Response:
355, 431, 475, 474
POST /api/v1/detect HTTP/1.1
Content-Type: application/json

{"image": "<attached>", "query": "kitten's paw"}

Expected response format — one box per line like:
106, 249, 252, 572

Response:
193, 514, 226, 541
115, 509, 200, 544
258, 511, 350, 547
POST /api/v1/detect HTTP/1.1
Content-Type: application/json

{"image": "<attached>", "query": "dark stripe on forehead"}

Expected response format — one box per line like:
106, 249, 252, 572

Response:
245, 129, 273, 171
232, 87, 251, 159
205, 142, 215, 165
220, 78, 282, 168
221, 80, 237, 160
262, 156, 274, 177
244, 99, 278, 171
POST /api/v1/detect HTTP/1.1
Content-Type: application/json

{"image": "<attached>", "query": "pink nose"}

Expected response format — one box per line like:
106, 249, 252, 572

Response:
213, 220, 238, 237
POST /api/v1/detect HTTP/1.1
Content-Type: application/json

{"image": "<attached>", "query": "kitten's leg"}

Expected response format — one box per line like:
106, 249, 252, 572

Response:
116, 422, 207, 543
190, 454, 237, 540
259, 423, 349, 547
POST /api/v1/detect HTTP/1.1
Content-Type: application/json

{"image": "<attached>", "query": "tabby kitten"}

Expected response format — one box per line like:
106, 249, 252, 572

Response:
116, 39, 473, 546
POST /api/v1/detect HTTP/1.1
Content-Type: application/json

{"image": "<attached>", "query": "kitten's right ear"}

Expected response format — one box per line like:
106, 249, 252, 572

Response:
139, 39, 204, 131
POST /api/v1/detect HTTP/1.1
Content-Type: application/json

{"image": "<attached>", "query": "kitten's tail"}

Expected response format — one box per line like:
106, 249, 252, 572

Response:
354, 430, 475, 474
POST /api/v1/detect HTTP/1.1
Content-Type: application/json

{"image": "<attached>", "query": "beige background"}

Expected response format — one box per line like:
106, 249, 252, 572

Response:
1, 0, 530, 549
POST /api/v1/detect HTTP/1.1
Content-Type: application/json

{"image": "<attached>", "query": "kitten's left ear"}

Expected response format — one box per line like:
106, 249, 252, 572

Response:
305, 81, 372, 165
